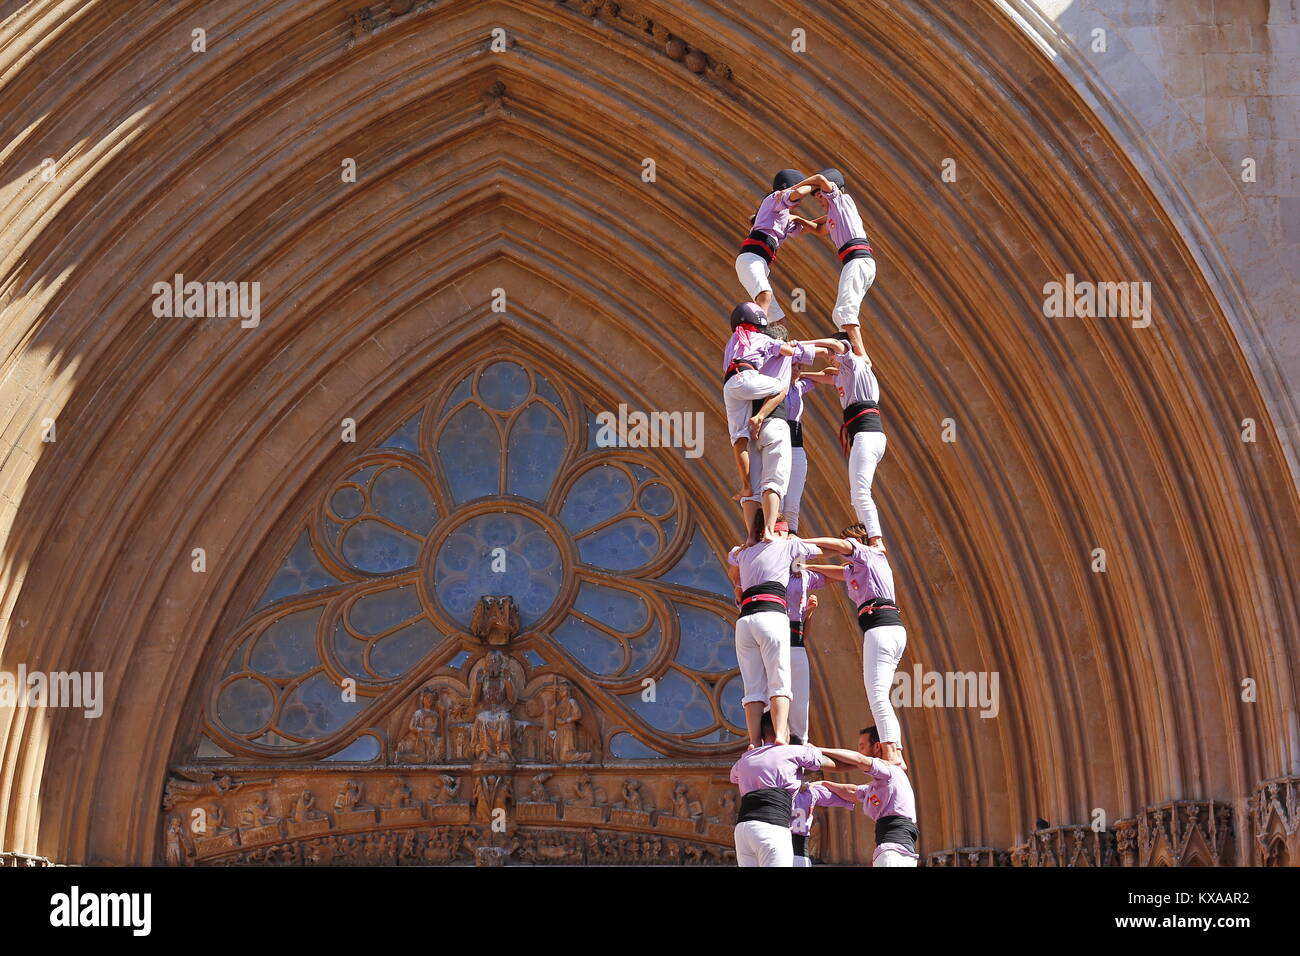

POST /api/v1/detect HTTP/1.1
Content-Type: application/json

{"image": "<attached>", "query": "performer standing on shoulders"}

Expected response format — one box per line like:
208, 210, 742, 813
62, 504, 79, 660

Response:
802, 526, 907, 768
790, 168, 877, 332
786, 568, 824, 745
735, 169, 823, 325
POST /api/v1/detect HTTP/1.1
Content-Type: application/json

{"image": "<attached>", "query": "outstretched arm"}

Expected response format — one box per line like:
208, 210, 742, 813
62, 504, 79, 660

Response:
793, 173, 836, 195
800, 536, 854, 556
818, 747, 875, 773
821, 780, 861, 803
802, 563, 846, 581
799, 369, 838, 385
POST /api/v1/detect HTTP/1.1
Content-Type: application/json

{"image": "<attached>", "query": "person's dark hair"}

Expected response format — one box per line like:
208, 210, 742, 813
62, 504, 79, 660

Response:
789, 733, 804, 746
841, 522, 871, 543
767, 323, 789, 341
861, 725, 880, 745
760, 710, 776, 740
818, 167, 846, 191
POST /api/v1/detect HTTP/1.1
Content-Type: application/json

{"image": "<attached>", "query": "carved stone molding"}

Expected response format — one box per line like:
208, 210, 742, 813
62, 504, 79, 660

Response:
556, 0, 732, 85
1251, 776, 1300, 867
0, 852, 55, 867
930, 800, 1238, 867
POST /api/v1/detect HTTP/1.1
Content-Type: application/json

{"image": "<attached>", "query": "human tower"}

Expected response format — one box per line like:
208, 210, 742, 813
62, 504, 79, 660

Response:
722, 169, 919, 867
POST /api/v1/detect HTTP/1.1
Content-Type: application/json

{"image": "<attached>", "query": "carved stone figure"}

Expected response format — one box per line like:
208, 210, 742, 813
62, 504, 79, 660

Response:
555, 689, 591, 763
239, 792, 278, 828
469, 650, 516, 762
290, 789, 326, 823
388, 778, 415, 809
165, 816, 187, 867
621, 779, 648, 812
527, 773, 553, 803
395, 688, 442, 763
334, 779, 370, 812
471, 595, 520, 646
672, 781, 703, 820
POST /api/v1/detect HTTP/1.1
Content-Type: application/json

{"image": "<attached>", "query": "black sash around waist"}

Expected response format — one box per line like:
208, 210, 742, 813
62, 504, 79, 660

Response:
789, 620, 805, 648
874, 814, 919, 852
724, 360, 757, 385
857, 597, 903, 631
792, 833, 809, 857
738, 581, 788, 619
751, 396, 790, 422
739, 229, 778, 264
737, 787, 793, 827
843, 400, 883, 435
788, 420, 803, 447
837, 236, 875, 264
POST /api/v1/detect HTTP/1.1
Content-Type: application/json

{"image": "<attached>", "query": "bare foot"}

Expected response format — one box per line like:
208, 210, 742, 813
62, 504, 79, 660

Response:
774, 737, 789, 746
762, 526, 777, 542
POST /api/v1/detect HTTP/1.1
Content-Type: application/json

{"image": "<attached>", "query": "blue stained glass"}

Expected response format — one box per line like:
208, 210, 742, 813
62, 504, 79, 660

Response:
332, 621, 367, 679
278, 672, 369, 737
608, 732, 665, 759
693, 727, 744, 743
560, 465, 631, 533
448, 651, 471, 669
252, 731, 297, 748
673, 603, 738, 672
578, 517, 658, 571
257, 531, 341, 608
371, 619, 440, 678
433, 513, 562, 626
626, 619, 662, 673
445, 374, 473, 411
720, 675, 746, 728
629, 464, 652, 483
535, 374, 564, 410
574, 582, 648, 634
439, 405, 500, 505
341, 519, 421, 573
379, 411, 422, 453
552, 616, 625, 674
523, 650, 546, 667
217, 677, 275, 735
348, 585, 423, 636
370, 467, 437, 534
639, 482, 674, 516
658, 529, 731, 596
324, 735, 382, 762
195, 735, 232, 759
621, 670, 714, 733
250, 607, 322, 677
478, 361, 529, 411
507, 403, 566, 502
330, 486, 364, 520
586, 407, 602, 451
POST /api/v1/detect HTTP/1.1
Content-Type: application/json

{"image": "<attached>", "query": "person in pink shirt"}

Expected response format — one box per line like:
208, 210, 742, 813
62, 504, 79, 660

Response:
818, 725, 920, 867
790, 168, 877, 335
805, 525, 908, 768
726, 513, 822, 746
729, 711, 876, 867
734, 169, 823, 325
789, 775, 843, 867
785, 569, 825, 744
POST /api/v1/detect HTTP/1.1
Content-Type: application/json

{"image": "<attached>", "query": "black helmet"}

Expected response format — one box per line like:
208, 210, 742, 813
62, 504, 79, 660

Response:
771, 169, 804, 192
730, 301, 768, 330
818, 167, 846, 190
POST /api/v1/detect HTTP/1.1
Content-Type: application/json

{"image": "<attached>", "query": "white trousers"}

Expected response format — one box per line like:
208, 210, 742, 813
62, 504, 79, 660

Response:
725, 368, 786, 444
735, 611, 792, 704
832, 256, 877, 328
789, 644, 810, 741
746, 418, 792, 499
735, 252, 785, 322
874, 848, 919, 867
735, 820, 794, 867
863, 624, 907, 745
848, 430, 887, 540
784, 445, 808, 531
793, 854, 812, 868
